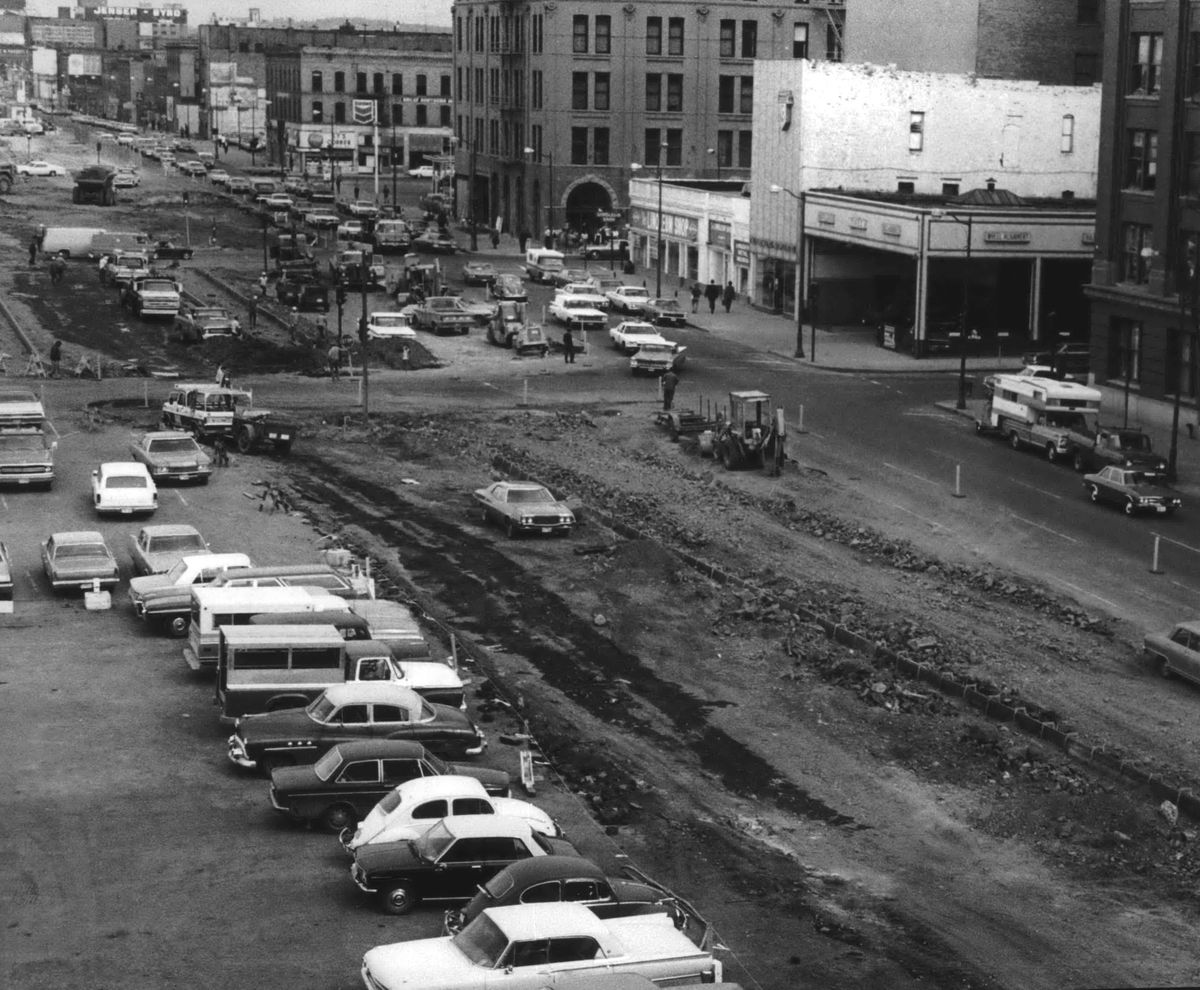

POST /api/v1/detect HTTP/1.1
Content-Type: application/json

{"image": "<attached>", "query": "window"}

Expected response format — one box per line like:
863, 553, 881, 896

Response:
440, 75, 451, 97
573, 14, 588, 53
373, 72, 384, 94
1061, 115, 1075, 154
548, 937, 601, 964
668, 17, 684, 55
737, 130, 752, 168
381, 759, 420, 784
718, 76, 734, 114
1075, 52, 1099, 86
571, 126, 588, 164
334, 71, 345, 93
826, 21, 844, 61
1169, 320, 1199, 398
594, 127, 609, 165
522, 881, 562, 904
793, 23, 808, 58
1190, 34, 1200, 98
716, 129, 733, 167
941, 182, 960, 196
1124, 129, 1157, 190
532, 12, 543, 53
337, 704, 369, 724
646, 74, 662, 112
392, 104, 402, 125
719, 20, 735, 57
739, 77, 753, 114
666, 128, 682, 166
440, 105, 451, 127
909, 111, 925, 151
532, 70, 543, 110
647, 17, 662, 55
897, 179, 915, 194
339, 761, 381, 783
334, 102, 346, 123
742, 20, 758, 58
594, 73, 610, 111
391, 73, 402, 95
1122, 224, 1153, 284
1077, 0, 1100, 24
667, 74, 683, 112
356, 72, 367, 93
412, 800, 450, 819
1109, 318, 1143, 382
311, 101, 323, 123
596, 15, 611, 53
1188, 134, 1200, 196
564, 879, 606, 900
416, 104, 428, 126
416, 74, 428, 96
373, 704, 408, 723
645, 128, 662, 166
1129, 33, 1163, 95
311, 70, 323, 93
572, 72, 589, 110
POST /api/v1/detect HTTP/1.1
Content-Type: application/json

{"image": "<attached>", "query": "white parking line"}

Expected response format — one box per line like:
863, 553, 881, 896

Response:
1008, 512, 1079, 544
887, 501, 944, 530
172, 489, 189, 507
1151, 532, 1200, 556
1011, 479, 1063, 501
881, 461, 939, 487
1057, 580, 1119, 610
1170, 579, 1200, 596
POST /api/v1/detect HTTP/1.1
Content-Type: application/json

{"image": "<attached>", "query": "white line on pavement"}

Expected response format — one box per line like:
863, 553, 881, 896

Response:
1011, 479, 1063, 501
1008, 512, 1079, 544
881, 461, 939, 487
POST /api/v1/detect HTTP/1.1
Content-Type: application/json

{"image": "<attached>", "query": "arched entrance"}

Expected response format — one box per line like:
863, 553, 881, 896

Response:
563, 179, 616, 237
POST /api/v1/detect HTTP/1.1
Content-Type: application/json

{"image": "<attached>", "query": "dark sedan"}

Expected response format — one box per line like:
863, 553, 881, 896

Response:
226, 681, 487, 775
150, 240, 195, 261
643, 297, 688, 328
268, 739, 510, 833
443, 855, 668, 934
1082, 465, 1182, 516
351, 815, 581, 914
474, 481, 575, 538
488, 273, 527, 303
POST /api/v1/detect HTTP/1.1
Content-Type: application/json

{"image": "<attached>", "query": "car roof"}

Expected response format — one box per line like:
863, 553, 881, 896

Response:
482, 902, 607, 939
321, 681, 424, 707
211, 563, 347, 582
141, 431, 196, 441
99, 461, 152, 474
138, 523, 202, 537
393, 774, 487, 801
50, 530, 107, 544
487, 854, 604, 887
433, 814, 536, 839
493, 481, 551, 493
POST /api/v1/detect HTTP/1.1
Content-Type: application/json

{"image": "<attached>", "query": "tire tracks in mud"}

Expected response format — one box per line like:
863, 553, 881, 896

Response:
286, 451, 859, 831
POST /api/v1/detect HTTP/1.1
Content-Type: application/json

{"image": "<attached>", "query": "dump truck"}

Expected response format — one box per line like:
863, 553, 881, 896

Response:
0, 163, 14, 195
72, 166, 117, 206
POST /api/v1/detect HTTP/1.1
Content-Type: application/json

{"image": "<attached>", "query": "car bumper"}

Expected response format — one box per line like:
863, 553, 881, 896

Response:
50, 573, 119, 590
226, 734, 257, 770
351, 862, 378, 894
149, 466, 213, 482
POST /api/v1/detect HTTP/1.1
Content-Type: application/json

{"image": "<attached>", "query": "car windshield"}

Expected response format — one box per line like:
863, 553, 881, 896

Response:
452, 914, 508, 968
0, 434, 45, 451
1118, 433, 1153, 452
313, 748, 342, 781
377, 787, 406, 814
429, 299, 457, 311
149, 439, 198, 454
508, 488, 554, 504
0, 390, 37, 403
55, 543, 107, 558
307, 695, 336, 722
414, 819, 456, 861
106, 475, 148, 489
1131, 472, 1167, 487
480, 870, 515, 899
148, 533, 205, 552
141, 280, 176, 291
372, 315, 409, 327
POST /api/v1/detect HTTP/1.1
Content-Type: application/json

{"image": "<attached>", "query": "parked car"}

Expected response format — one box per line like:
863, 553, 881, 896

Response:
462, 261, 497, 286
551, 268, 592, 289
42, 530, 120, 591
609, 320, 664, 354
336, 219, 366, 241
17, 160, 65, 176
642, 298, 687, 328
0, 387, 46, 428
412, 296, 477, 335
488, 273, 527, 303
226, 681, 488, 774
344, 775, 559, 853
1144, 620, 1200, 686
351, 815, 581, 914
606, 285, 651, 314
580, 239, 630, 262
348, 200, 381, 219
276, 276, 329, 312
366, 312, 417, 341
413, 229, 460, 254
1082, 466, 1182, 516
443, 855, 667, 935
549, 294, 607, 334
305, 209, 339, 229
226, 175, 254, 195
0, 428, 55, 488
207, 168, 230, 187
270, 741, 512, 833
561, 281, 609, 310
100, 250, 151, 289
407, 165, 436, 179
126, 551, 255, 635
112, 169, 140, 188
91, 461, 157, 516
474, 481, 575, 538
174, 304, 241, 342
149, 240, 195, 261
128, 523, 209, 577
128, 430, 213, 484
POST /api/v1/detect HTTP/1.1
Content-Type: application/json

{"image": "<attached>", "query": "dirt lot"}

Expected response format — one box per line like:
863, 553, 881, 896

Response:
4, 129, 1200, 990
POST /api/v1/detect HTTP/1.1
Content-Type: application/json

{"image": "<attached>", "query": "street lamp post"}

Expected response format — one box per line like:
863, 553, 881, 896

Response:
630, 161, 664, 298
769, 184, 807, 359
930, 209, 975, 407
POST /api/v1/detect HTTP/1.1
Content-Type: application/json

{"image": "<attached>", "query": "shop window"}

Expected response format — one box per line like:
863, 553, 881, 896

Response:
1129, 33, 1163, 95
742, 20, 758, 58
720, 20, 735, 58
647, 17, 662, 55
1122, 223, 1153, 284
1124, 129, 1157, 190
667, 74, 683, 112
646, 74, 662, 112
596, 16, 611, 54
573, 14, 588, 53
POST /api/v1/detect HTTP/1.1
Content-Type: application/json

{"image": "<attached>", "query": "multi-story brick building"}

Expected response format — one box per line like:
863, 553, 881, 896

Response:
1086, 0, 1199, 437
450, 0, 846, 238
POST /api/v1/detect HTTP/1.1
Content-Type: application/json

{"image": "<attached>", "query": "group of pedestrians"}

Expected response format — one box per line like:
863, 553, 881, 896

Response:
691, 279, 737, 315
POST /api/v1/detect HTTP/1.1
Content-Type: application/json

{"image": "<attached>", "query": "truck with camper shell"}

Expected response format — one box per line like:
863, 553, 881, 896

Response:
977, 374, 1102, 463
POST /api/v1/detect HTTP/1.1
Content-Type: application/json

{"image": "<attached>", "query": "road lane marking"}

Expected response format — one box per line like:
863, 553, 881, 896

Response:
881, 461, 940, 488
1056, 580, 1119, 609
887, 501, 944, 530
1170, 579, 1200, 597
1151, 532, 1200, 556
1011, 479, 1063, 501
1007, 512, 1078, 544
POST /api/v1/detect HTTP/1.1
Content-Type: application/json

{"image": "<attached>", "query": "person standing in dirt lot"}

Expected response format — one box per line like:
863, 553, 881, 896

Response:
705, 280, 720, 314
400, 343, 411, 370
327, 341, 341, 380
722, 281, 736, 314
562, 328, 576, 364
258, 271, 268, 294
661, 368, 679, 411
247, 292, 258, 330
28, 236, 38, 266
48, 339, 62, 378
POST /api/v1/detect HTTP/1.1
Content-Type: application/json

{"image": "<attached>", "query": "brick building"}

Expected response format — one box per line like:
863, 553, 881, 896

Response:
450, 0, 846, 238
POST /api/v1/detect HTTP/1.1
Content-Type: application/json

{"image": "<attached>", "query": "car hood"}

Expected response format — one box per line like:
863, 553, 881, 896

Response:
353, 837, 423, 875
363, 938, 477, 988
397, 661, 465, 691
144, 450, 209, 467
270, 764, 324, 796
127, 572, 179, 598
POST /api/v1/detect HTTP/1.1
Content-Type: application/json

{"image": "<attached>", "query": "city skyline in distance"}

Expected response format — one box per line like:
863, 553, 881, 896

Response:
24, 0, 452, 28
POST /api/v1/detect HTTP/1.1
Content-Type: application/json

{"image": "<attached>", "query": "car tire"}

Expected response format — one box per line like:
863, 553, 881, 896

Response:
236, 427, 254, 454
1009, 431, 1021, 451
320, 803, 358, 834
1072, 451, 1088, 473
167, 614, 189, 638
381, 883, 419, 916
1123, 498, 1136, 517
505, 518, 519, 539
1158, 656, 1174, 679
1088, 485, 1100, 504
1045, 444, 1058, 463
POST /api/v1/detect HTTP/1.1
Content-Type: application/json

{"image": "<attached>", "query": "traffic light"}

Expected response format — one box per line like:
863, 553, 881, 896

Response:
336, 284, 347, 308
182, 191, 189, 206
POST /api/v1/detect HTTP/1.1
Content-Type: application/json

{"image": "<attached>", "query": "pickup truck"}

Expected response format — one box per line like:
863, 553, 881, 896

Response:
549, 294, 608, 334
360, 902, 722, 990
100, 250, 151, 289
122, 273, 182, 318
1063, 422, 1168, 474
412, 296, 476, 335
331, 249, 386, 290
0, 427, 55, 489
128, 551, 254, 636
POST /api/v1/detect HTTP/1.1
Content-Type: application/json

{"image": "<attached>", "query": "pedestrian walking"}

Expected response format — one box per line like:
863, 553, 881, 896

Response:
490, 228, 500, 250
562, 328, 576, 364
353, 184, 360, 201
327, 342, 341, 380
258, 271, 268, 294
335, 175, 342, 195
288, 307, 299, 345
48, 339, 62, 378
212, 436, 230, 467
704, 280, 720, 315
315, 314, 327, 343
49, 254, 66, 284
721, 281, 736, 314
400, 343, 411, 370
28, 236, 38, 266
247, 292, 258, 330
661, 369, 679, 411
690, 283, 702, 314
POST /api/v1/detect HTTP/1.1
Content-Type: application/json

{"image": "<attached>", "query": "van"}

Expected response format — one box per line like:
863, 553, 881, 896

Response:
184, 585, 347, 670
524, 248, 565, 284
89, 231, 151, 259
38, 226, 106, 259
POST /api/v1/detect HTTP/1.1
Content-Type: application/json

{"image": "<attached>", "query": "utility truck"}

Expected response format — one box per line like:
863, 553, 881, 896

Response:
976, 374, 1101, 463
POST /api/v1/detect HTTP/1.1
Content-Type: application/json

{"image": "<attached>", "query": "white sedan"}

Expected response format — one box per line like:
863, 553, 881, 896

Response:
366, 312, 417, 341
342, 775, 559, 855
305, 210, 340, 229
91, 461, 158, 516
606, 284, 651, 314
17, 160, 66, 177
407, 165, 435, 179
609, 320, 669, 354
336, 219, 366, 241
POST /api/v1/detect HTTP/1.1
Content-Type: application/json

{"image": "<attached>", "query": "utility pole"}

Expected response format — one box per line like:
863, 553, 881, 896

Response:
359, 258, 370, 419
